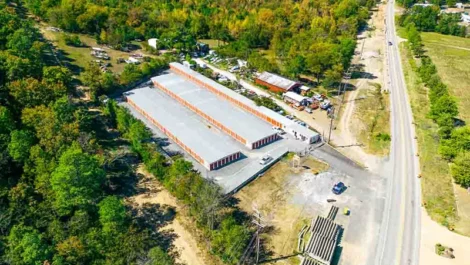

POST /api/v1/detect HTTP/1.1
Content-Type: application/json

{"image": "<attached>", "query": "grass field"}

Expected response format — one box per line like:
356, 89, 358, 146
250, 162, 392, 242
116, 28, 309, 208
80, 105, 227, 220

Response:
421, 33, 470, 124
419, 33, 470, 235
40, 24, 144, 75
399, 42, 459, 231
353, 82, 391, 156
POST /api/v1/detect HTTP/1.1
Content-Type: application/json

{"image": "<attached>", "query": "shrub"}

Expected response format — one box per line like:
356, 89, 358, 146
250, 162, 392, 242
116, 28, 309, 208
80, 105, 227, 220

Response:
63, 34, 83, 47
375, 133, 391, 141
450, 151, 470, 188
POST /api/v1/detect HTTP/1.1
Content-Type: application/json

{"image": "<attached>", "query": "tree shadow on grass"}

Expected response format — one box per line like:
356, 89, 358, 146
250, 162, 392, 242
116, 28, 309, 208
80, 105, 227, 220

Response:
54, 49, 84, 74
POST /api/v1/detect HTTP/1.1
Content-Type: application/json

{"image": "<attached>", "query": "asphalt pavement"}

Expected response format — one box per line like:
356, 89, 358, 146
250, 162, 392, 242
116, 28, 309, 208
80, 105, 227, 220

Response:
373, 2, 422, 265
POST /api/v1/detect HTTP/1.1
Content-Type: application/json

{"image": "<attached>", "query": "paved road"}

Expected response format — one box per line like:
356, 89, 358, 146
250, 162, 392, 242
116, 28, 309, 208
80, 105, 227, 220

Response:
373, 2, 421, 265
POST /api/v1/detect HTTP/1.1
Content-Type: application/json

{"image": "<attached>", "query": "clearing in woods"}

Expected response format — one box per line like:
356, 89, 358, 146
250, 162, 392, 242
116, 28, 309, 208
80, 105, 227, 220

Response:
39, 23, 150, 75
129, 166, 208, 265
235, 156, 329, 265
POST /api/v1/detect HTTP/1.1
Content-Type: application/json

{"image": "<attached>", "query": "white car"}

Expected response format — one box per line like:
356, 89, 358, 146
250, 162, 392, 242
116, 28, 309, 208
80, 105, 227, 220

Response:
259, 155, 272, 165
313, 94, 323, 102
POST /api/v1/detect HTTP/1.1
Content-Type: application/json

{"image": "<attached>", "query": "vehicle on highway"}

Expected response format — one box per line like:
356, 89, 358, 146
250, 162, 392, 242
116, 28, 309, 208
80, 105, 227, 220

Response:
388, 41, 393, 46
259, 155, 272, 165
332, 182, 345, 195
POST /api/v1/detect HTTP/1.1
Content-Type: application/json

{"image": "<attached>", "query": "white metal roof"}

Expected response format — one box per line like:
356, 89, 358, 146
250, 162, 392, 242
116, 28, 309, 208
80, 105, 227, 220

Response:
126, 87, 240, 164
152, 72, 276, 144
256, 72, 299, 91
300, 85, 311, 91
284, 92, 308, 103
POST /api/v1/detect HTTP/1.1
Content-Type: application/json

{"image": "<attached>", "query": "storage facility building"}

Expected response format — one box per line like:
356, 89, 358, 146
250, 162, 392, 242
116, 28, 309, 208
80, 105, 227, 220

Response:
125, 87, 241, 170
152, 72, 278, 149
255, 71, 301, 93
166, 62, 321, 144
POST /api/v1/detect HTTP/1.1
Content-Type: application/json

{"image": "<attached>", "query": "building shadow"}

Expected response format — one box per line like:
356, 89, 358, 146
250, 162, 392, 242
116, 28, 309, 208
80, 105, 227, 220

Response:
331, 228, 344, 265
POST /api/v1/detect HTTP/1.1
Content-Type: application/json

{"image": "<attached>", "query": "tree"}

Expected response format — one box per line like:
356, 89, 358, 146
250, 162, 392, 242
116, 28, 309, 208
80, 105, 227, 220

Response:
6, 27, 39, 58
55, 236, 88, 264
211, 216, 250, 263
0, 106, 14, 136
7, 225, 51, 265
50, 143, 105, 215
8, 130, 35, 162
128, 121, 151, 152
98, 196, 127, 235
429, 95, 458, 121
450, 151, 470, 188
43, 66, 73, 89
8, 78, 67, 108
439, 127, 470, 160
145, 247, 173, 265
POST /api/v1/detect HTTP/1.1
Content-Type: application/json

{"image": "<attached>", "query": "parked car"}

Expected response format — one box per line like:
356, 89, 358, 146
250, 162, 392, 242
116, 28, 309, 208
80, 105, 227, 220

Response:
320, 100, 331, 110
229, 66, 240, 72
305, 107, 313, 114
332, 182, 345, 195
313, 94, 323, 102
259, 155, 273, 165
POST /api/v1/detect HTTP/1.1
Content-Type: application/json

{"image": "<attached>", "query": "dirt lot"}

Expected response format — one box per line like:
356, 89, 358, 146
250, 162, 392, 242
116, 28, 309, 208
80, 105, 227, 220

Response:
235, 157, 329, 264
338, 4, 389, 158
128, 166, 207, 265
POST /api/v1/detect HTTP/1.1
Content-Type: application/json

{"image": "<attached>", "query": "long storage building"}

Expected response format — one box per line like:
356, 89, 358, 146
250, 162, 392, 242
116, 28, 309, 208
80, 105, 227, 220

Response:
165, 62, 320, 144
152, 71, 279, 149
125, 87, 241, 170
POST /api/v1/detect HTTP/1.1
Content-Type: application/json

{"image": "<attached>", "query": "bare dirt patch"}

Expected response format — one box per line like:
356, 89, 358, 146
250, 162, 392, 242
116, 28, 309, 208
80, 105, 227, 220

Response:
128, 166, 207, 265
235, 157, 329, 265
338, 3, 389, 158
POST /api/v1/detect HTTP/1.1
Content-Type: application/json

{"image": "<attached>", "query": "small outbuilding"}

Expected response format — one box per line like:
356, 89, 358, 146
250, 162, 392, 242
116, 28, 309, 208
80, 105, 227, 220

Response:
283, 91, 309, 106
255, 72, 301, 93
148, 38, 158, 49
299, 85, 311, 96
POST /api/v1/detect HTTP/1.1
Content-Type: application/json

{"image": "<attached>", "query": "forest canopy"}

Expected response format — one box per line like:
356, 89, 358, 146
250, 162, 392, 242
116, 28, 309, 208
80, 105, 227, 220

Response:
24, 0, 372, 82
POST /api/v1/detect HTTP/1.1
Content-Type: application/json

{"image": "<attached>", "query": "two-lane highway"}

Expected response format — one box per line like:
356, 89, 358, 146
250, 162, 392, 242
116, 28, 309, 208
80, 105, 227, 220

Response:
374, 1, 422, 265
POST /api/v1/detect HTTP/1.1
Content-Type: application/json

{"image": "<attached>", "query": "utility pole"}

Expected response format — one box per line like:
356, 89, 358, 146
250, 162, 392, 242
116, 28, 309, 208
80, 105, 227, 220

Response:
237, 205, 267, 265
252, 207, 266, 264
327, 67, 353, 144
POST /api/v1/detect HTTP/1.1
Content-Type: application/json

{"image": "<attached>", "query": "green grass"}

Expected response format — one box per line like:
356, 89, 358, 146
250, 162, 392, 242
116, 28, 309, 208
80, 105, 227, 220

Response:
418, 33, 470, 234
421, 33, 470, 124
399, 41, 458, 229
40, 25, 148, 76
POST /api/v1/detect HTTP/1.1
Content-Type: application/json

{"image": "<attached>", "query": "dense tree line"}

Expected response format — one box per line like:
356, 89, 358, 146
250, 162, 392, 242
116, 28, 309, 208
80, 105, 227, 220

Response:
0, 3, 177, 264
23, 0, 374, 87
399, 5, 467, 37
105, 100, 252, 264
404, 24, 470, 188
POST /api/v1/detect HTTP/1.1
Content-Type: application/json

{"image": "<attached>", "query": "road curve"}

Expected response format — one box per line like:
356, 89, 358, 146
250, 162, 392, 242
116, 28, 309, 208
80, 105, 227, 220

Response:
374, 2, 421, 265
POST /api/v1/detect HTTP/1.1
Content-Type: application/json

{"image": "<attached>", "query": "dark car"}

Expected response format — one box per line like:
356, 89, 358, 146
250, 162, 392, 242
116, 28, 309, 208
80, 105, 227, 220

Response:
388, 41, 393, 46
332, 182, 345, 195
